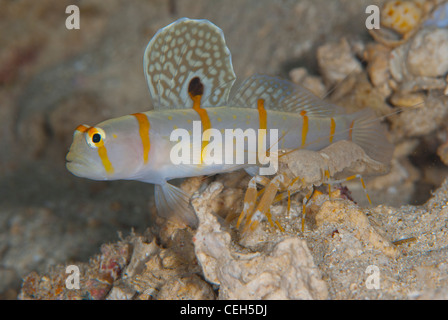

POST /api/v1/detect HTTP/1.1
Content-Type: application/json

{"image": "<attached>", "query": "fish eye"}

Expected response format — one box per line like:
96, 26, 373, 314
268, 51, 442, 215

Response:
86, 127, 106, 148
92, 133, 101, 143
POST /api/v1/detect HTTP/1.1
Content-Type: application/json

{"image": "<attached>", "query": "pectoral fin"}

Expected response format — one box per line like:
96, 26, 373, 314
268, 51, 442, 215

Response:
154, 182, 198, 228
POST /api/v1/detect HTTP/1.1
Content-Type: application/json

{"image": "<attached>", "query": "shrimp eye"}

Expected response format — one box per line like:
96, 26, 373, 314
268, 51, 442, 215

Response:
86, 127, 106, 148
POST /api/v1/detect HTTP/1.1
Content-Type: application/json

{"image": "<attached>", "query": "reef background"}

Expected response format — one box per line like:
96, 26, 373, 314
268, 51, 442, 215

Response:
1, 0, 447, 299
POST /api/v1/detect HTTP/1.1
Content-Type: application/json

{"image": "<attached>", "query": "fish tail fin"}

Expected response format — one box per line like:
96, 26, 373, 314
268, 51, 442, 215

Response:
351, 109, 394, 164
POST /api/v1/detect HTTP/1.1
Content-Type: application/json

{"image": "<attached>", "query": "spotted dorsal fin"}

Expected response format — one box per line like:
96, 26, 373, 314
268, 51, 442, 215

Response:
230, 74, 341, 117
143, 18, 236, 110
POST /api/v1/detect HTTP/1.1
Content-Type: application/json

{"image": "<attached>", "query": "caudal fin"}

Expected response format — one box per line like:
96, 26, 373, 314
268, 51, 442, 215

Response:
351, 109, 394, 164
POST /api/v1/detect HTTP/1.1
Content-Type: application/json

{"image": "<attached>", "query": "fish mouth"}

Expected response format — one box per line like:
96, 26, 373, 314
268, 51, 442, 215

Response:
66, 151, 87, 165
65, 152, 89, 175
65, 151, 107, 180
65, 151, 74, 163
66, 159, 84, 175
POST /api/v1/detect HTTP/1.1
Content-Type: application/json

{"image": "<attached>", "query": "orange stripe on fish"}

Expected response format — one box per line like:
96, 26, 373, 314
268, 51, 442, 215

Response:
86, 127, 114, 174
300, 110, 308, 147
189, 77, 210, 163
76, 124, 89, 133
330, 118, 336, 143
348, 119, 355, 141
132, 113, 151, 164
257, 99, 267, 154
257, 99, 267, 131
98, 145, 114, 174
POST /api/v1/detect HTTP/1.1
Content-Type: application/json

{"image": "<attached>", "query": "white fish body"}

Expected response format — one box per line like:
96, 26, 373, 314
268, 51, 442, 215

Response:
66, 18, 393, 227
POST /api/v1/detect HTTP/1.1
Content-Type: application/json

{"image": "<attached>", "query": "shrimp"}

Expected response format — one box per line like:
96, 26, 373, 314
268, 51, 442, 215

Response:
237, 139, 391, 233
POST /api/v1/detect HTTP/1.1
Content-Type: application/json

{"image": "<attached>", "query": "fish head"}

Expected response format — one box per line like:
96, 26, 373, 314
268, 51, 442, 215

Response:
66, 116, 144, 181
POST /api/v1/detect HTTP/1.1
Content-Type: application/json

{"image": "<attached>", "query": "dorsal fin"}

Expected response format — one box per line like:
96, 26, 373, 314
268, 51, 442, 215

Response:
143, 18, 236, 110
230, 74, 341, 117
